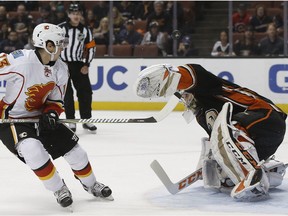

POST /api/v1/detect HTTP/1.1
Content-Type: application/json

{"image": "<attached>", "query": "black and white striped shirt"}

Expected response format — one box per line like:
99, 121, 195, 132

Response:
59, 21, 95, 66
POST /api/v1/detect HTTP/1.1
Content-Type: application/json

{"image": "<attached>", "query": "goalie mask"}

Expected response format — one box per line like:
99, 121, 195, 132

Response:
134, 64, 181, 98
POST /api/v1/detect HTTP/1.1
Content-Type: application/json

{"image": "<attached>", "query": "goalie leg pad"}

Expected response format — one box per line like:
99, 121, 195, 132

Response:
196, 137, 211, 170
198, 137, 234, 191
202, 159, 222, 190
211, 102, 246, 184
211, 102, 269, 201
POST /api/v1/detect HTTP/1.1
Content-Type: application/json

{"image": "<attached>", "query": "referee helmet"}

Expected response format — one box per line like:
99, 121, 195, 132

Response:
68, 3, 82, 13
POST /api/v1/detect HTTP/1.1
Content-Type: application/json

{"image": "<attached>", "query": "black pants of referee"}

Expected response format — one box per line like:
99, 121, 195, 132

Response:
64, 61, 93, 119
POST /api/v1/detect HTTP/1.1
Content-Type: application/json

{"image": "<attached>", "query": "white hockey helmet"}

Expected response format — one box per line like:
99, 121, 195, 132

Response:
32, 23, 68, 54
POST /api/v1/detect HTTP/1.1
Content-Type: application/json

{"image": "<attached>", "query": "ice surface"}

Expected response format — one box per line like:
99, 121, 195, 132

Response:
0, 111, 287, 216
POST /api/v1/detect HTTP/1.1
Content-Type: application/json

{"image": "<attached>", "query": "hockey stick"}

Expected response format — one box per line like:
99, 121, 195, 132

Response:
150, 160, 202, 195
0, 92, 182, 124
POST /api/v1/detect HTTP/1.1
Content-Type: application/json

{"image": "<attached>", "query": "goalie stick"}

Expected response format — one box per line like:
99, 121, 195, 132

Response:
150, 160, 202, 195
0, 92, 182, 124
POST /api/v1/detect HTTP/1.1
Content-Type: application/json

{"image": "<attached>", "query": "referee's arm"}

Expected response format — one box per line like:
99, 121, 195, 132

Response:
83, 27, 96, 67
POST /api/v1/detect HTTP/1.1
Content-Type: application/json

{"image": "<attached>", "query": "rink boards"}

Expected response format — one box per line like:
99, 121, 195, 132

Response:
88, 58, 288, 112
0, 58, 287, 112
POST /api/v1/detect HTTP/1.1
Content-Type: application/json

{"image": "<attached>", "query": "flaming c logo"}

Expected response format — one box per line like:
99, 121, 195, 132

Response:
25, 82, 55, 111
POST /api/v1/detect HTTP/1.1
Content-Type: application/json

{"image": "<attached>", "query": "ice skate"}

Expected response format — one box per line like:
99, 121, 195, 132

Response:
84, 181, 113, 201
54, 183, 73, 208
68, 123, 76, 132
82, 123, 97, 133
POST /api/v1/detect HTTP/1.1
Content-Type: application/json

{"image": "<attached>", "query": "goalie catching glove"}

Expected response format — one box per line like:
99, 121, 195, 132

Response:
134, 64, 181, 98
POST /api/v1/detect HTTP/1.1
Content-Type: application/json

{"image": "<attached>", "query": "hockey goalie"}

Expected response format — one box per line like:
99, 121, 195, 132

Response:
134, 63, 288, 201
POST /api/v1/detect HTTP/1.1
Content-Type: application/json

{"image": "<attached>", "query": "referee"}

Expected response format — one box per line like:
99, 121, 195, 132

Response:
59, 2, 97, 133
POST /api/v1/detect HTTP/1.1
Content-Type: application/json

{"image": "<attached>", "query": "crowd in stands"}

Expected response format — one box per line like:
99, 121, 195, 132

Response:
0, 1, 286, 57
227, 2, 285, 57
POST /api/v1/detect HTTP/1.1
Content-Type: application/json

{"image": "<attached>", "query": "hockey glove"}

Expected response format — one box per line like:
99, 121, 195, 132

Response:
39, 110, 59, 132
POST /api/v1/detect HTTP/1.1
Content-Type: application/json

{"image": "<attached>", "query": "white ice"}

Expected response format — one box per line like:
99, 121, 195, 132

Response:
0, 110, 288, 216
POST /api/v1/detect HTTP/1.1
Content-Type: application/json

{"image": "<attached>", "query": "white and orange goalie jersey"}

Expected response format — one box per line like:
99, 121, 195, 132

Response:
0, 49, 69, 119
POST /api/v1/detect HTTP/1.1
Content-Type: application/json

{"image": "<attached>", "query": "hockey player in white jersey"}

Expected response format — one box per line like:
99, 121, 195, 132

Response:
0, 23, 112, 208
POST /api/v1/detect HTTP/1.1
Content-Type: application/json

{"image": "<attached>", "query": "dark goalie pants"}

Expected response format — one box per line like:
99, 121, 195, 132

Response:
0, 123, 79, 161
232, 109, 286, 161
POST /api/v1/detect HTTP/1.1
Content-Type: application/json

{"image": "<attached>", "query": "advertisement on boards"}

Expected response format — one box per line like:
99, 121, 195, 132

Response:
0, 58, 287, 110
89, 58, 288, 106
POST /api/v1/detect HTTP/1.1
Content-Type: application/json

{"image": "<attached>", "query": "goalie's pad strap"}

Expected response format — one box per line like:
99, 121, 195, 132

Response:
196, 137, 211, 170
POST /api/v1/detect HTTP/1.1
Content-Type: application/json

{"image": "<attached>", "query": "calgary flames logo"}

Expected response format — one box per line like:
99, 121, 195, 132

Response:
44, 66, 52, 77
25, 82, 55, 111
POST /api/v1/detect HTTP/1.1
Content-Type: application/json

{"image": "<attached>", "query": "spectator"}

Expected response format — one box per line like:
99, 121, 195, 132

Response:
21, 1, 39, 11
9, 3, 33, 44
180, 14, 195, 35
35, 4, 56, 25
249, 4, 272, 32
0, 5, 8, 29
0, 2, 16, 11
48, 1, 65, 15
112, 6, 126, 37
272, 8, 283, 36
0, 23, 10, 41
115, 1, 136, 20
117, 19, 142, 45
141, 21, 167, 56
93, 17, 111, 46
211, 30, 235, 56
86, 9, 99, 30
234, 26, 259, 56
54, 4, 67, 24
257, 23, 284, 56
0, 31, 24, 53
146, 1, 172, 34
134, 1, 154, 20
177, 34, 198, 57
93, 1, 109, 22
232, 3, 251, 33
165, 1, 184, 31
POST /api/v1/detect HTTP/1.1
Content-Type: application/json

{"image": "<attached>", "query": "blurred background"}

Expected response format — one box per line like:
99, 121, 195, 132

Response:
1, 1, 287, 57
1, 1, 287, 112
